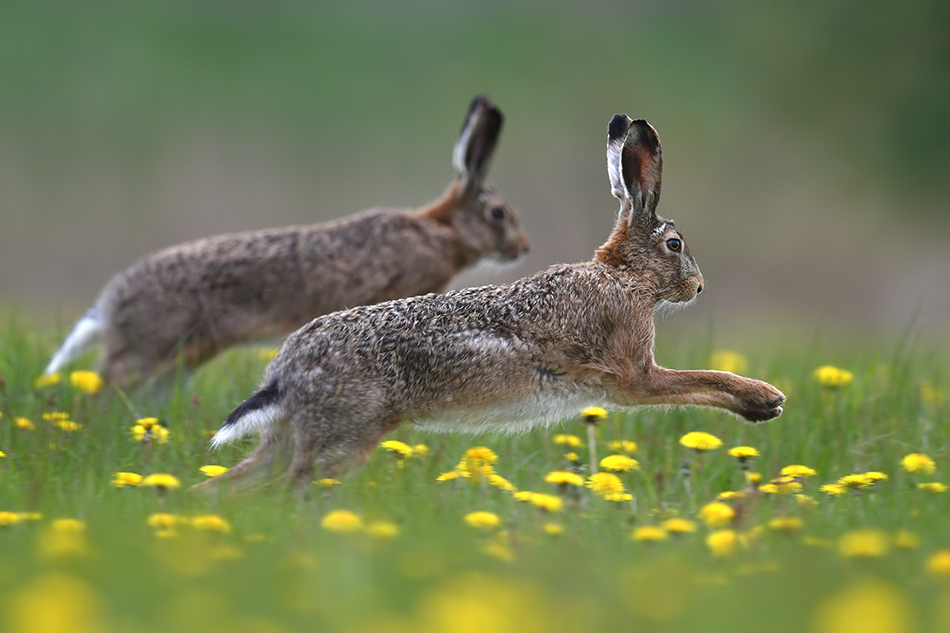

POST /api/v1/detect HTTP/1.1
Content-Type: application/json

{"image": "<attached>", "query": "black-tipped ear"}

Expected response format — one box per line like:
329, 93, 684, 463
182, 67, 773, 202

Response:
607, 114, 633, 200
453, 95, 504, 196
620, 119, 663, 219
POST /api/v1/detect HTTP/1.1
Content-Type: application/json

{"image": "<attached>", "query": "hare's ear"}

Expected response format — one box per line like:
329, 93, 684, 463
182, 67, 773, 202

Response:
453, 94, 504, 197
607, 115, 663, 222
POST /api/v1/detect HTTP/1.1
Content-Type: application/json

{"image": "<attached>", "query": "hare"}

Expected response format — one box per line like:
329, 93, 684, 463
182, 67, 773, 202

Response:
42, 95, 529, 389
204, 114, 785, 490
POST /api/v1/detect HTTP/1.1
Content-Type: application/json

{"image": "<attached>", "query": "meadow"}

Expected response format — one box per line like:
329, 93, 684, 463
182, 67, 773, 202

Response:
0, 315, 947, 633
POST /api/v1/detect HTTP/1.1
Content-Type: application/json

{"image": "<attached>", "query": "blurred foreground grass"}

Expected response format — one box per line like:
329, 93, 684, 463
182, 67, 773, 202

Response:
1, 317, 949, 632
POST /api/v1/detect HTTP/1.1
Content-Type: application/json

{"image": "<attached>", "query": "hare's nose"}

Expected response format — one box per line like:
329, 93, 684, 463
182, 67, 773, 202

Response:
696, 283, 703, 294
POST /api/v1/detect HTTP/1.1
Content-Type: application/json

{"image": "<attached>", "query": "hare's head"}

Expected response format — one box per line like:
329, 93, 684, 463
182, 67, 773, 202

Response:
596, 115, 703, 304
425, 95, 530, 264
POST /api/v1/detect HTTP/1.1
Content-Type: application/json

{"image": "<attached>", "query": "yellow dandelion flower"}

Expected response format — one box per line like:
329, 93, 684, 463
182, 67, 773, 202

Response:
553, 434, 583, 448
746, 472, 762, 486
38, 523, 89, 559
706, 529, 738, 558
607, 439, 637, 454
632, 526, 668, 543
864, 471, 888, 483
51, 518, 86, 533
464, 446, 498, 465
321, 510, 362, 533
781, 464, 817, 478
717, 490, 745, 501
111, 472, 142, 488
820, 483, 847, 497
68, 371, 103, 395
199, 465, 228, 478
412, 444, 430, 458
814, 581, 913, 633
55, 420, 81, 432
18, 512, 42, 522
837, 474, 872, 490
728, 446, 759, 460
131, 417, 169, 444
0, 511, 23, 526
0, 449, 5, 458
543, 523, 564, 536
140, 473, 181, 490
599, 454, 640, 473
927, 550, 950, 577
760, 477, 803, 495
894, 530, 920, 550
901, 453, 936, 475
42, 412, 70, 421
581, 406, 608, 420
314, 477, 341, 487
544, 471, 585, 487
709, 350, 749, 374
192, 515, 232, 534
146, 513, 185, 529
365, 521, 400, 540
838, 529, 890, 558
563, 452, 580, 464
488, 473, 516, 492
464, 511, 501, 529
380, 440, 414, 459
917, 482, 948, 493
586, 472, 625, 497
15, 417, 35, 431
814, 365, 854, 387
33, 373, 61, 389
513, 491, 534, 502
700, 502, 736, 528
602, 492, 633, 502
768, 516, 804, 533
796, 494, 819, 509
529, 493, 564, 512
662, 518, 698, 534
435, 470, 460, 482
679, 431, 723, 451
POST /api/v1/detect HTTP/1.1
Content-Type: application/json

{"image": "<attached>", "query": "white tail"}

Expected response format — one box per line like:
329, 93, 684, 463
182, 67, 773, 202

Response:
209, 380, 285, 449
44, 308, 104, 376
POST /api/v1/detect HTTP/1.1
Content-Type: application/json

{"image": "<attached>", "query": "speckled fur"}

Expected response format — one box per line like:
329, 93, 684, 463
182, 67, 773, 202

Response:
203, 115, 785, 490
43, 95, 529, 388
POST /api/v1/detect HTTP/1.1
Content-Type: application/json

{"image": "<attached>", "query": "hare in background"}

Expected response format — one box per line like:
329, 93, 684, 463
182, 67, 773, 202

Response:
43, 95, 529, 389
204, 113, 785, 490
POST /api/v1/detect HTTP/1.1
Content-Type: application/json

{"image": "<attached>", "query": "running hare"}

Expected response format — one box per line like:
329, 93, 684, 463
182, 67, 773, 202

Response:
43, 95, 529, 388
205, 114, 785, 489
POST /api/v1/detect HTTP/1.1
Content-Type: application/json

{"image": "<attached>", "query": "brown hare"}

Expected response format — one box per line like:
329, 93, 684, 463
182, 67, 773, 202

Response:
43, 95, 529, 389
205, 114, 785, 490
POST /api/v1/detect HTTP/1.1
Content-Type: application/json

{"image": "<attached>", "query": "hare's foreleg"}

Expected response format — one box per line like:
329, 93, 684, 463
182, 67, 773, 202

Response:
623, 367, 785, 422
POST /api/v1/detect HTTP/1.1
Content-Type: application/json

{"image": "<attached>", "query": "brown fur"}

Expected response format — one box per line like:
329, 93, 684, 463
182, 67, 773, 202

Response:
201, 114, 785, 491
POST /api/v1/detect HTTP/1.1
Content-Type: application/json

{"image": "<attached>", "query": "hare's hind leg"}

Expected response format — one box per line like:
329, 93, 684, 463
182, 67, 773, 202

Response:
288, 409, 403, 487
192, 423, 292, 492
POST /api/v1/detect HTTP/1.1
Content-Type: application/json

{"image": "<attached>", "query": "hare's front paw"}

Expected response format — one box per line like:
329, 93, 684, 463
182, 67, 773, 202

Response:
737, 382, 785, 423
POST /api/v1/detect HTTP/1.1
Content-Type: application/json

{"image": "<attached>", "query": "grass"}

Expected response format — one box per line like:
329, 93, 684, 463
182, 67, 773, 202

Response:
0, 317, 948, 633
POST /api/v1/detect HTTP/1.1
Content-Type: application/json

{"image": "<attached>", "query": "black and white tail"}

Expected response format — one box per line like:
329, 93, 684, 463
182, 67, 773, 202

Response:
210, 380, 285, 449
44, 308, 105, 376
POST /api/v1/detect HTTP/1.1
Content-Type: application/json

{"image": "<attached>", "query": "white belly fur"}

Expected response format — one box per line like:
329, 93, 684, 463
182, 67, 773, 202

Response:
412, 386, 612, 435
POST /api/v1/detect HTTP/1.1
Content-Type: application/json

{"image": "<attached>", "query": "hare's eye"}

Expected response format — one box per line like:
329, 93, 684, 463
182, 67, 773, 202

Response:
666, 238, 682, 252
489, 206, 506, 221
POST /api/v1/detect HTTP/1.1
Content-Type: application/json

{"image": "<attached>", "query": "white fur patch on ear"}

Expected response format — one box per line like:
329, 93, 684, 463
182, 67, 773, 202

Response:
650, 223, 670, 238
606, 114, 633, 201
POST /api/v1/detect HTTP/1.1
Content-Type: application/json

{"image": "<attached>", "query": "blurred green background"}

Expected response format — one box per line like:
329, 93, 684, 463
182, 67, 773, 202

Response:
2, 0, 948, 344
